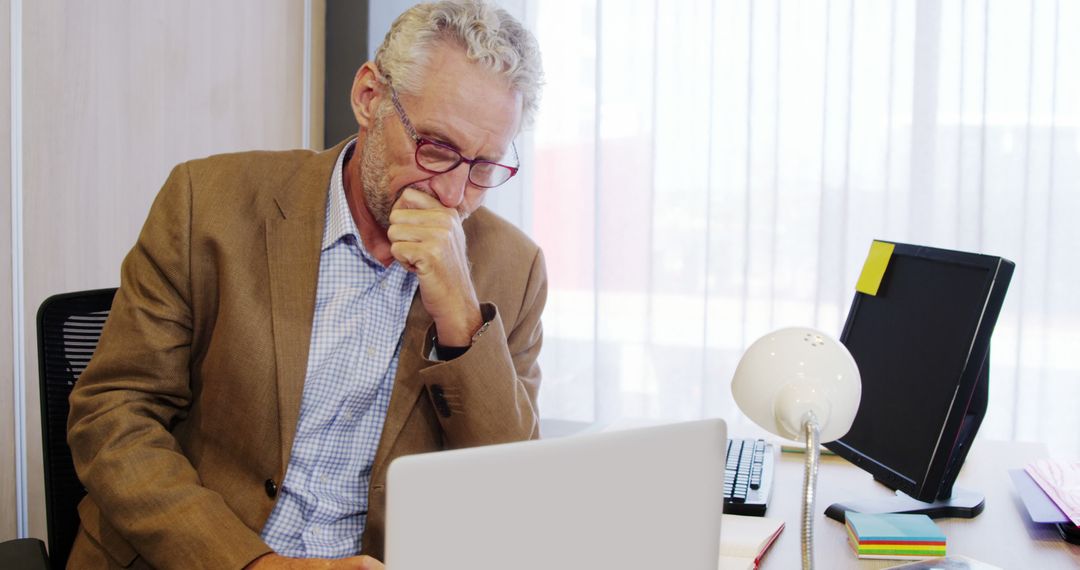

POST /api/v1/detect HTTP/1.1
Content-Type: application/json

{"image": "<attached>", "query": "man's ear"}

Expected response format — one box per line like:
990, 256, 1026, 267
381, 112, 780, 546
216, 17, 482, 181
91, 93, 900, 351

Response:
351, 61, 384, 129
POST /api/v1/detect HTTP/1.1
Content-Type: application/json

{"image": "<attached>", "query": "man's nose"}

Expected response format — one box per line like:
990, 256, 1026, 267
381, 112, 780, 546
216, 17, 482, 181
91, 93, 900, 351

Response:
430, 162, 470, 208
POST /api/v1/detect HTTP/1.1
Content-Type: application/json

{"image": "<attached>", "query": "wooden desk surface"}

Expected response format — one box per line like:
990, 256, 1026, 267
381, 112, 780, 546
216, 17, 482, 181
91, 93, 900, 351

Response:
758, 439, 1080, 569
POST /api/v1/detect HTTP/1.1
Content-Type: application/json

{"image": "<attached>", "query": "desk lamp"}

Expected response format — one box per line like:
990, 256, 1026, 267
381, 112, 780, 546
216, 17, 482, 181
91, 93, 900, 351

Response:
731, 327, 861, 570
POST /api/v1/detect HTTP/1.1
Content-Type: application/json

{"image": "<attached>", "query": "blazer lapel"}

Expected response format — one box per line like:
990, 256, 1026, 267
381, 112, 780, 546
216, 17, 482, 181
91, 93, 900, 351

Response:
265, 140, 351, 468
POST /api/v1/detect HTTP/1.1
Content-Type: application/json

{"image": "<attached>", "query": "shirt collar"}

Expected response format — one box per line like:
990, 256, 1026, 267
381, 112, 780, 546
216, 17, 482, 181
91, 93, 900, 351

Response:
323, 139, 361, 251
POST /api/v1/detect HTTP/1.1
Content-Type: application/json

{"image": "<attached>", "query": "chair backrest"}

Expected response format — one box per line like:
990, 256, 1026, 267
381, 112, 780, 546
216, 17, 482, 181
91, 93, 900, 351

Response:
37, 288, 117, 569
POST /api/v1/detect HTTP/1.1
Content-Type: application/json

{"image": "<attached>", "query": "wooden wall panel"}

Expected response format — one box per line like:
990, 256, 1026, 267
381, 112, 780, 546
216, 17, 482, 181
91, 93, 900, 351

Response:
1, 0, 15, 542
19, 0, 309, 547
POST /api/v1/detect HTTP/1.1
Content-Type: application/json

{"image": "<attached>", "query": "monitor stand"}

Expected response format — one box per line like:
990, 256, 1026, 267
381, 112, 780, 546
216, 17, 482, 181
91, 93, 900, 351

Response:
824, 487, 985, 522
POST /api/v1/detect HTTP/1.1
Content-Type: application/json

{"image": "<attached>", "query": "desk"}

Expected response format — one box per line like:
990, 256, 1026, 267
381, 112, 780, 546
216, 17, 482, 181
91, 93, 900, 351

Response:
555, 419, 1080, 568
758, 439, 1080, 569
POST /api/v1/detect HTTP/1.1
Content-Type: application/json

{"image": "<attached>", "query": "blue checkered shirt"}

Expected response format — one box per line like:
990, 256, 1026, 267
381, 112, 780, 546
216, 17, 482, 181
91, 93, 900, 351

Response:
260, 140, 419, 557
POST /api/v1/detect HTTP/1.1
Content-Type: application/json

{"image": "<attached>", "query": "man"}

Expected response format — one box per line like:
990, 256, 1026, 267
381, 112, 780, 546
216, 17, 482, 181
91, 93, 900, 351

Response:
66, 1, 545, 568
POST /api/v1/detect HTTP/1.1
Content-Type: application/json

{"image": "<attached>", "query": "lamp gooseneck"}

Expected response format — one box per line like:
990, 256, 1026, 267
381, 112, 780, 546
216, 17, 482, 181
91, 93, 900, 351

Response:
801, 412, 821, 570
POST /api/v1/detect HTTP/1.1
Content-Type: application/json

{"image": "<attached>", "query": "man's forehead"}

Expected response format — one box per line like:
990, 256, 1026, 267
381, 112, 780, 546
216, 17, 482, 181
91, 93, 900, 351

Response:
408, 47, 520, 116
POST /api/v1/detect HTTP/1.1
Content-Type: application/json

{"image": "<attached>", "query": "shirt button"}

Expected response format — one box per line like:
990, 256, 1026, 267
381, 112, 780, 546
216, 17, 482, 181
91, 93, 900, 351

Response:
380, 280, 388, 289
366, 347, 375, 357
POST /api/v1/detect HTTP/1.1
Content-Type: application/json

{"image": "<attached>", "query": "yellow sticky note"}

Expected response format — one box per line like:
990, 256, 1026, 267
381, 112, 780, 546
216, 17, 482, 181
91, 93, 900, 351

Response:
855, 241, 895, 296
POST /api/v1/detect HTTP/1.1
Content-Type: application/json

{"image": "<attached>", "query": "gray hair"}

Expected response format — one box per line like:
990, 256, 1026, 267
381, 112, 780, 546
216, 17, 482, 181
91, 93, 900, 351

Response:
374, 0, 544, 128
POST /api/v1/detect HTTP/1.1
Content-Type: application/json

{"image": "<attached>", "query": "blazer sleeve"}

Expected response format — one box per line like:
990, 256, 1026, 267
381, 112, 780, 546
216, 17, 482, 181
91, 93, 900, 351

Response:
417, 247, 547, 446
67, 163, 272, 570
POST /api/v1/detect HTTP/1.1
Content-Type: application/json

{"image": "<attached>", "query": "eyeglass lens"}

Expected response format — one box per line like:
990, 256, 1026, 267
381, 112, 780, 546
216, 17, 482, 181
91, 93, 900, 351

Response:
416, 141, 514, 188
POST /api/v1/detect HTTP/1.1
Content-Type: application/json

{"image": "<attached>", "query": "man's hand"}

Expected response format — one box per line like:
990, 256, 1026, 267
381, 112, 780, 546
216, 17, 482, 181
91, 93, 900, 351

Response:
388, 187, 483, 347
244, 552, 384, 570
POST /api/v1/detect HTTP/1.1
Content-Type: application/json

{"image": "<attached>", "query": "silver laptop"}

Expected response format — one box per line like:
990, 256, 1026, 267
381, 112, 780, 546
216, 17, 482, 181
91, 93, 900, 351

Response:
385, 419, 727, 570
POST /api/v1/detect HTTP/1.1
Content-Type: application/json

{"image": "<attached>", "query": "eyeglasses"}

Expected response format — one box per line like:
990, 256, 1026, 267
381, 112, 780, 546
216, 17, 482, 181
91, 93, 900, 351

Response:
383, 78, 519, 189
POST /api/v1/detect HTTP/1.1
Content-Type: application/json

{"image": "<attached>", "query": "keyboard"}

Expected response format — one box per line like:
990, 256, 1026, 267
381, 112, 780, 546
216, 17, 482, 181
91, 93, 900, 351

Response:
723, 438, 775, 516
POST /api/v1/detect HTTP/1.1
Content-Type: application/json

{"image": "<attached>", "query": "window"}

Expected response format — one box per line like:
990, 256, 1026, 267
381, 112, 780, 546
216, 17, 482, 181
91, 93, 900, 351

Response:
501, 0, 1080, 455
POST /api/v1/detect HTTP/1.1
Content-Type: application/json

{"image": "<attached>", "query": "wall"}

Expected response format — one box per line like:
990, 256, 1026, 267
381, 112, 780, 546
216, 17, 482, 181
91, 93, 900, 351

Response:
4, 0, 323, 546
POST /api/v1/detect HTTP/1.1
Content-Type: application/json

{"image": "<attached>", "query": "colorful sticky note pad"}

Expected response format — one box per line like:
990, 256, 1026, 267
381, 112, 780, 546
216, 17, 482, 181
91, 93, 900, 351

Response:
845, 512, 946, 561
855, 240, 895, 296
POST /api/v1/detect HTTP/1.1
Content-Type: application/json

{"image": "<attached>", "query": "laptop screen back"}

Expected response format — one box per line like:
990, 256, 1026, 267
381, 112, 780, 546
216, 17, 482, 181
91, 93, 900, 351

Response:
385, 419, 728, 570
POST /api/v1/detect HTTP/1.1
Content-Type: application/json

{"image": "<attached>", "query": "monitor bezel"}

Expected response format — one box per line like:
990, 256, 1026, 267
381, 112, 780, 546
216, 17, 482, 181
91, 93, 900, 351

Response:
824, 241, 1014, 503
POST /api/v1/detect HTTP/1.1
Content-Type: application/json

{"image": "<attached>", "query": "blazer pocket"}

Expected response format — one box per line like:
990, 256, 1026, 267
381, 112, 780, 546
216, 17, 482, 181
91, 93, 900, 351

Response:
77, 496, 139, 567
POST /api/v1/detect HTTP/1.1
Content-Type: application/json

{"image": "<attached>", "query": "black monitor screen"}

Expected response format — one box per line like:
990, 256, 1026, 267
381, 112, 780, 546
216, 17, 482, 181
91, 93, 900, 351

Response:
826, 242, 1013, 502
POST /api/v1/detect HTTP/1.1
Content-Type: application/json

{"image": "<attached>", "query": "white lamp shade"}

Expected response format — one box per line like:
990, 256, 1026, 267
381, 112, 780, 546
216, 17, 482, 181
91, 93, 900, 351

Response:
731, 327, 861, 442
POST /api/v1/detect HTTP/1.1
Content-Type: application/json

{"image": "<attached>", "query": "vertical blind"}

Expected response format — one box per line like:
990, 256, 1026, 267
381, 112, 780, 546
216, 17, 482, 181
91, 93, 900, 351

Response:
487, 0, 1080, 454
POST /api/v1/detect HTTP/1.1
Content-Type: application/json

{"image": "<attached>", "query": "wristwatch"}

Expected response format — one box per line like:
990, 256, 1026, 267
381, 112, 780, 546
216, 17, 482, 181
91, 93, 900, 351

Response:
469, 320, 491, 344
434, 320, 490, 361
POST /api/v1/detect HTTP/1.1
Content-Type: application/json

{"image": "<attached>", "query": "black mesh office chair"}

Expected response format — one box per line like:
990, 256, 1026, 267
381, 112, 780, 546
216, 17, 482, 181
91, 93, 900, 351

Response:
37, 288, 117, 568
0, 288, 116, 569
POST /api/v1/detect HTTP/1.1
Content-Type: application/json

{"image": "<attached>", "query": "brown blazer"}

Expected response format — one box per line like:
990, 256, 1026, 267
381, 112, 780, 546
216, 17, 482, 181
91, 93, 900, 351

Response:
66, 139, 546, 569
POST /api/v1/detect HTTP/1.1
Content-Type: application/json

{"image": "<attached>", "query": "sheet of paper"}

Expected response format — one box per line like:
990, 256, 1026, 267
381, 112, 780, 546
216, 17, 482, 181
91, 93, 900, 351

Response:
719, 514, 784, 568
1025, 459, 1080, 526
717, 554, 754, 570
885, 555, 1002, 569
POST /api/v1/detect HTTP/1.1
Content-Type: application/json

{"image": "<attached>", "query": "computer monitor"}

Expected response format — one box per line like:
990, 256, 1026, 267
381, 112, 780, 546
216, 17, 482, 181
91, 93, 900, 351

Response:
823, 241, 1014, 521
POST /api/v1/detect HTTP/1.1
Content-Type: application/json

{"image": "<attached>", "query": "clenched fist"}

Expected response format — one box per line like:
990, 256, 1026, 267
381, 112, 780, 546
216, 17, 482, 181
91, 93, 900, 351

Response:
388, 187, 484, 347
